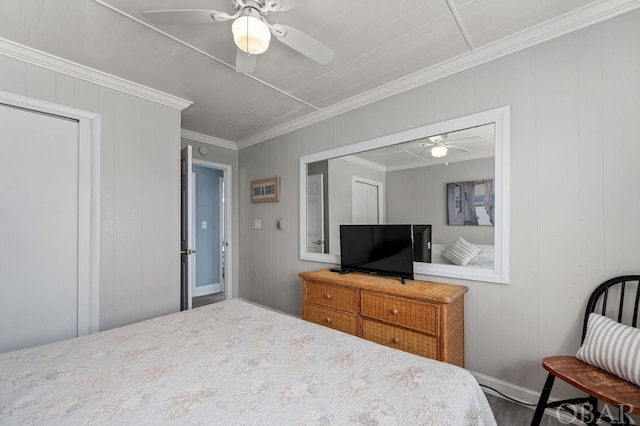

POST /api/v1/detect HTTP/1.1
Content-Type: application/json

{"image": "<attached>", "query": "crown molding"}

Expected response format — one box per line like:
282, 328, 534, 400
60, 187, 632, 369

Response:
0, 37, 192, 111
236, 0, 640, 149
340, 155, 387, 173
181, 129, 237, 150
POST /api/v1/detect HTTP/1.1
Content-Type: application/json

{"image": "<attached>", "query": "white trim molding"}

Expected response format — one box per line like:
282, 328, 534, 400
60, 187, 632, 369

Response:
0, 37, 192, 111
181, 129, 237, 150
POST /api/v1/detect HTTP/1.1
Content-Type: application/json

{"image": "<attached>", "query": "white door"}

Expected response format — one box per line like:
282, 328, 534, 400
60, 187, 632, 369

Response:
352, 178, 383, 224
180, 145, 195, 310
307, 174, 324, 253
0, 104, 79, 353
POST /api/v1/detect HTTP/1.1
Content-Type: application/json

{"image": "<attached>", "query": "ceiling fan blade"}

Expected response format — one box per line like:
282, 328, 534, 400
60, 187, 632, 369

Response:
263, 0, 310, 12
142, 9, 232, 25
446, 135, 481, 143
395, 146, 431, 163
417, 146, 430, 157
270, 24, 334, 64
448, 145, 472, 153
235, 49, 257, 73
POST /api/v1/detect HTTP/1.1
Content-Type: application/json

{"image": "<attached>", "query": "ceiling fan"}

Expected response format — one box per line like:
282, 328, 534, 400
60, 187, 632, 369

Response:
420, 134, 478, 158
142, 0, 335, 73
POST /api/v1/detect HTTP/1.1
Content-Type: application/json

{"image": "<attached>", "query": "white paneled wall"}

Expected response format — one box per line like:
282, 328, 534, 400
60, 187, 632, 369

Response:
238, 9, 640, 399
0, 56, 182, 331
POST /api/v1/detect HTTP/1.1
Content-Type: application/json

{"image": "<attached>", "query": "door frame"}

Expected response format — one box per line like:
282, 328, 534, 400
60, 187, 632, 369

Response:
192, 158, 233, 300
0, 90, 101, 335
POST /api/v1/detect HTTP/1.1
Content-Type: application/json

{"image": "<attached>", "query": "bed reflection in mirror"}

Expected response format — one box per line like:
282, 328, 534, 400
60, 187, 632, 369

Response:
300, 106, 510, 284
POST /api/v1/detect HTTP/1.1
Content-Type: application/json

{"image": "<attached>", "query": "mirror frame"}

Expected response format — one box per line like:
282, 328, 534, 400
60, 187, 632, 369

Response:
299, 106, 510, 284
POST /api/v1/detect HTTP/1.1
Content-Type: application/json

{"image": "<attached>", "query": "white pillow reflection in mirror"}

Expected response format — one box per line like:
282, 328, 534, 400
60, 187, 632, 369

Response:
443, 237, 481, 266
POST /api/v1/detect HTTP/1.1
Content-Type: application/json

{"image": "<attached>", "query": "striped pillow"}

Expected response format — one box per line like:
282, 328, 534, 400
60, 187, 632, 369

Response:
576, 313, 640, 386
443, 237, 481, 266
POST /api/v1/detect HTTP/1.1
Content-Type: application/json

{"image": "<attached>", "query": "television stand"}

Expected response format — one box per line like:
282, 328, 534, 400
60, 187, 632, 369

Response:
300, 268, 468, 367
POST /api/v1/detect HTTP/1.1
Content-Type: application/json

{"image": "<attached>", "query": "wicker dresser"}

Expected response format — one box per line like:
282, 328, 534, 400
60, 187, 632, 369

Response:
300, 268, 468, 367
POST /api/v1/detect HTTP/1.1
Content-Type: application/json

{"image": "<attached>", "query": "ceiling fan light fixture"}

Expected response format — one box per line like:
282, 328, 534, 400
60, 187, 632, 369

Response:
232, 14, 271, 54
431, 145, 448, 158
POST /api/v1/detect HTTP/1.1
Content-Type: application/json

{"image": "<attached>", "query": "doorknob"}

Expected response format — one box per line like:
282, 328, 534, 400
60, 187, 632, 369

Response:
313, 240, 322, 245
180, 249, 197, 255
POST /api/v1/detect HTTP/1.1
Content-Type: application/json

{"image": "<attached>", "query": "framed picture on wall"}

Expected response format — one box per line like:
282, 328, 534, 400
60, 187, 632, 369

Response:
251, 177, 281, 203
447, 179, 494, 225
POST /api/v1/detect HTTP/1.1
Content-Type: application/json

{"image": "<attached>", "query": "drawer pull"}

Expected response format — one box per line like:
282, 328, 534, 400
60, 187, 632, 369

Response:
392, 337, 400, 344
391, 308, 399, 315
325, 294, 332, 300
325, 317, 332, 323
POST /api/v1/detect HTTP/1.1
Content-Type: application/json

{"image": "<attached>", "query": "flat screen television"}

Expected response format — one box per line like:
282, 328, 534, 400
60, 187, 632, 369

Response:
339, 224, 414, 283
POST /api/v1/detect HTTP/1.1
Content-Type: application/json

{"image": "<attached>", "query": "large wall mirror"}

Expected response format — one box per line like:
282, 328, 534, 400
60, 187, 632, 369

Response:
299, 106, 510, 284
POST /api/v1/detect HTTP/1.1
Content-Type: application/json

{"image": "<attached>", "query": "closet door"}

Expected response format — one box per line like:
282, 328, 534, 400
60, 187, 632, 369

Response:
0, 103, 80, 353
352, 179, 381, 224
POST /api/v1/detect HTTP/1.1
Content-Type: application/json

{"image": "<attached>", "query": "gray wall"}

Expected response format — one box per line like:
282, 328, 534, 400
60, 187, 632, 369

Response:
0, 54, 182, 331
238, 9, 640, 400
386, 157, 494, 246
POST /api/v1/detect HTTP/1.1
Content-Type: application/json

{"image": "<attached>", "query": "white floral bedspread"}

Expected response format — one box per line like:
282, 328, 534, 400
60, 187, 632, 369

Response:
0, 299, 496, 425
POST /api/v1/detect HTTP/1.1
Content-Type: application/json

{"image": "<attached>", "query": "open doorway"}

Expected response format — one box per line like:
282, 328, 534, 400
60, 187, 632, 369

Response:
181, 145, 233, 310
192, 159, 231, 307
192, 164, 224, 303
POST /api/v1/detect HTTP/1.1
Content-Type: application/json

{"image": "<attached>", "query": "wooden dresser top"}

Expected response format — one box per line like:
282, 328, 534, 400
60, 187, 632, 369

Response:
299, 269, 468, 304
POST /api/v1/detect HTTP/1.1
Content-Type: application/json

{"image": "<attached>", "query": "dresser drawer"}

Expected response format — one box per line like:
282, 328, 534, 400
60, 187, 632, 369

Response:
361, 292, 439, 335
304, 303, 357, 335
362, 319, 438, 359
305, 281, 358, 313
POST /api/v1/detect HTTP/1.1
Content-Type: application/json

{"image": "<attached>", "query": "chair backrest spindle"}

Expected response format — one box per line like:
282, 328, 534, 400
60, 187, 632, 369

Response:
633, 284, 640, 328
581, 275, 640, 343
617, 281, 626, 323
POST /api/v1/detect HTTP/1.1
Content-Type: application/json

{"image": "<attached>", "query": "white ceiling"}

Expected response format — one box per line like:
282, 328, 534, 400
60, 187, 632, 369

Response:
0, 0, 638, 147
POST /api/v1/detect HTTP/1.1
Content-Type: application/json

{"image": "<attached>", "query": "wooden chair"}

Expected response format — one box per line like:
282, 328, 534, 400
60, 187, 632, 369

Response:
532, 275, 640, 426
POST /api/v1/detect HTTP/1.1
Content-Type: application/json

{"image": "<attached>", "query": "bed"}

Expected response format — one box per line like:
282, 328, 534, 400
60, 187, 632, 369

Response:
0, 298, 496, 425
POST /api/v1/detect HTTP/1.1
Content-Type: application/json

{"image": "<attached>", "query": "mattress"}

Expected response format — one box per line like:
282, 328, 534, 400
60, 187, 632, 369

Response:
0, 298, 496, 425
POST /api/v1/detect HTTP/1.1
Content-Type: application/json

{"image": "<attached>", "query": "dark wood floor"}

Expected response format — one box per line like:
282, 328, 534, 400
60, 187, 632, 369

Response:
485, 393, 565, 425
192, 292, 225, 308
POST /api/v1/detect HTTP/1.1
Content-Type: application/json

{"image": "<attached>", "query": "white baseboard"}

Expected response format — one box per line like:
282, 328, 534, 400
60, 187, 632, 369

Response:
470, 370, 581, 425
194, 283, 222, 297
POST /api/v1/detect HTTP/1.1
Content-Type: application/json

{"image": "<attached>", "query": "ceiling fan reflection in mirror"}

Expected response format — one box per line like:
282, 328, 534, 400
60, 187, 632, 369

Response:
143, 0, 334, 73
421, 134, 477, 158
